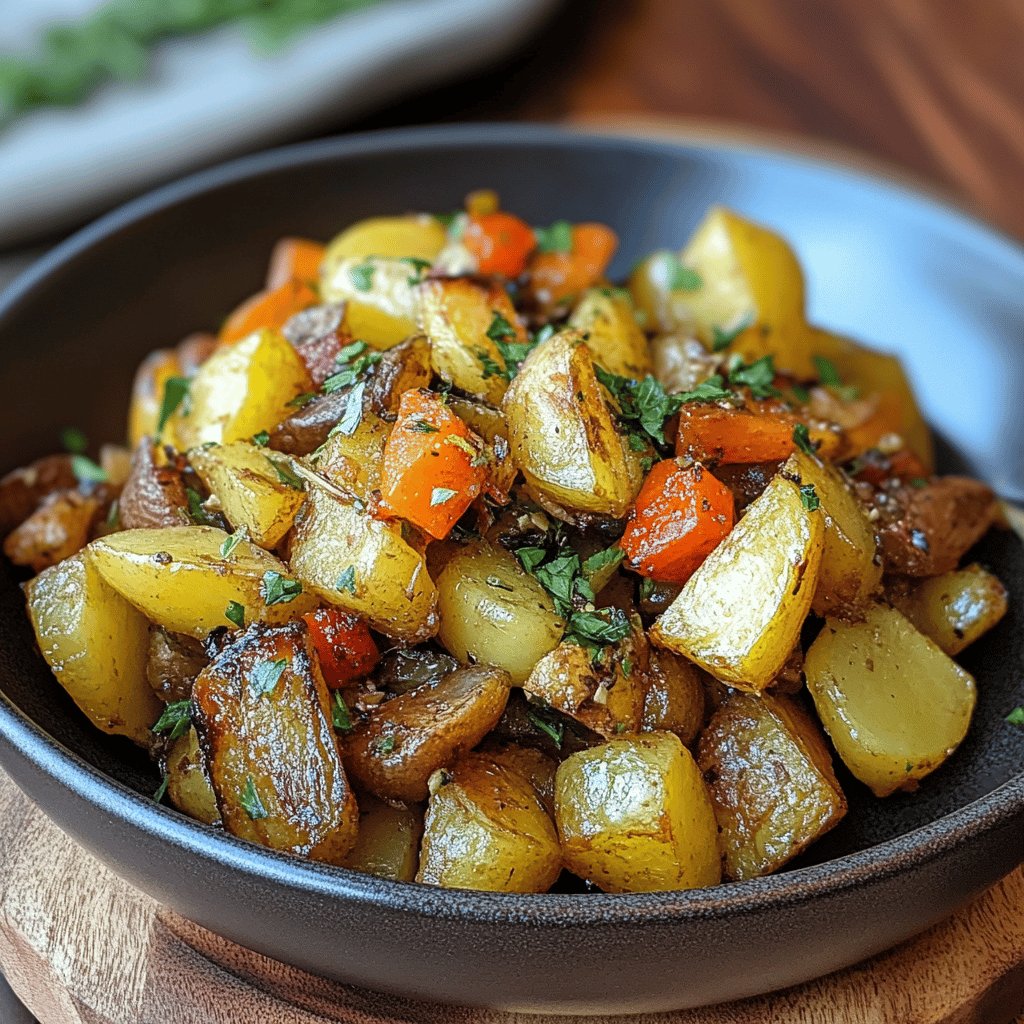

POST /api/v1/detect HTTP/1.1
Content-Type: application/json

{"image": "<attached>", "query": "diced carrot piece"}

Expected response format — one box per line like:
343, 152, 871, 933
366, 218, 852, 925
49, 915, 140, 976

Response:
378, 390, 488, 540
529, 223, 617, 302
303, 608, 379, 688
266, 237, 326, 290
219, 279, 319, 345
463, 212, 536, 278
620, 460, 735, 584
677, 404, 800, 464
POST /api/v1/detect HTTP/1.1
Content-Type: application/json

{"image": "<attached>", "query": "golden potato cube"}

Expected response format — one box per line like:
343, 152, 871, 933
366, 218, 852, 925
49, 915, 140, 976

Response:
344, 795, 423, 882
697, 693, 846, 880
172, 329, 312, 449
188, 442, 305, 548
650, 472, 823, 691
642, 650, 706, 746
783, 450, 882, 617
434, 540, 564, 684
321, 214, 445, 269
88, 525, 316, 638
309, 410, 391, 500
344, 665, 511, 803
418, 278, 525, 406
320, 255, 421, 350
805, 604, 977, 797
417, 752, 562, 893
164, 727, 220, 826
289, 486, 438, 644
193, 621, 358, 862
568, 288, 652, 379
25, 550, 161, 747
889, 563, 1008, 656
128, 347, 180, 447
445, 398, 517, 497
502, 330, 644, 518
555, 732, 721, 893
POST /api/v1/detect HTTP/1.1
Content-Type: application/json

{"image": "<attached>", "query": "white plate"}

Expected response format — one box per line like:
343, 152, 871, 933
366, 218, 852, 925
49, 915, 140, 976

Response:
0, 0, 558, 246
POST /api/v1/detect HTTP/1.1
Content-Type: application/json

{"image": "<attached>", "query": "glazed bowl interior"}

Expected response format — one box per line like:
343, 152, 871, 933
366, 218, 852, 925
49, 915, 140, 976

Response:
0, 124, 1022, 1013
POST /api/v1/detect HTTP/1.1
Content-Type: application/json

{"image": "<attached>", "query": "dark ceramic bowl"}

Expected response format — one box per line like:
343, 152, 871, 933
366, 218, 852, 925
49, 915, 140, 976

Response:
0, 125, 1022, 1016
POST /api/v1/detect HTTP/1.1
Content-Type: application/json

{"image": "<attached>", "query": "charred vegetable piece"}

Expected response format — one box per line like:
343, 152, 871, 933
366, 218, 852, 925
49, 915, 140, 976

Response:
4, 490, 99, 572
555, 732, 720, 893
375, 646, 460, 695
366, 334, 433, 418
119, 442, 189, 530
302, 607, 379, 687
344, 665, 511, 803
146, 626, 208, 703
417, 751, 562, 893
697, 692, 846, 880
378, 390, 487, 540
805, 604, 976, 797
0, 454, 77, 535
219, 279, 319, 346
88, 525, 315, 638
25, 550, 160, 746
343, 795, 423, 882
651, 472, 823, 691
620, 460, 734, 584
192, 621, 358, 862
642, 650, 705, 746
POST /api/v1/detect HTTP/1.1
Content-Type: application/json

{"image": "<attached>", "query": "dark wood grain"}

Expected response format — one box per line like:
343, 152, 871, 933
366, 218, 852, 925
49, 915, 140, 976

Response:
352, 0, 1024, 239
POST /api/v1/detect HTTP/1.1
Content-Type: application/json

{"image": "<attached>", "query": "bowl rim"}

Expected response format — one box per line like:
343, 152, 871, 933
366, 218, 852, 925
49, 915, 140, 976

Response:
1, 121, 1022, 927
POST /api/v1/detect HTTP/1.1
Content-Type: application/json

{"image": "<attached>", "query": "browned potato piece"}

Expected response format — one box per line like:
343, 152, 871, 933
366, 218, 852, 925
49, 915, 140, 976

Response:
416, 752, 562, 893
306, 411, 391, 499
344, 665, 511, 803
568, 288, 652, 379
555, 732, 721, 893
164, 727, 220, 826
484, 742, 558, 815
192, 621, 358, 862
367, 334, 433, 417
697, 692, 847, 880
0, 454, 76, 535
4, 491, 100, 572
146, 626, 208, 703
642, 650, 705, 746
343, 795, 423, 882
522, 626, 648, 738
446, 397, 517, 499
119, 442, 189, 530
889, 563, 1008, 656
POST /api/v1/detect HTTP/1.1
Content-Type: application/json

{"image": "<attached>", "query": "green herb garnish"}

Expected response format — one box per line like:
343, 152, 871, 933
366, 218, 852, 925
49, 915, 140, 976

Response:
251, 430, 270, 447
240, 777, 268, 820
662, 252, 702, 292
728, 354, 779, 399
534, 220, 573, 254
371, 735, 396, 756
153, 774, 170, 803
565, 607, 631, 652
336, 565, 357, 594
409, 419, 439, 433
260, 570, 303, 606
799, 483, 820, 511
265, 456, 305, 490
332, 692, 353, 732
60, 427, 88, 454
1006, 706, 1024, 728
220, 526, 249, 558
526, 706, 564, 748
349, 261, 375, 291
711, 314, 753, 352
71, 454, 108, 485
250, 658, 287, 698
157, 376, 190, 434
677, 375, 733, 404
793, 422, 818, 456
185, 487, 219, 526
225, 601, 245, 628
595, 366, 684, 448
152, 700, 191, 740
430, 486, 458, 506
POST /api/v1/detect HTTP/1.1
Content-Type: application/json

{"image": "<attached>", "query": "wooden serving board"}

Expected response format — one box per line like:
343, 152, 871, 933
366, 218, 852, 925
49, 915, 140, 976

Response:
0, 771, 1021, 1023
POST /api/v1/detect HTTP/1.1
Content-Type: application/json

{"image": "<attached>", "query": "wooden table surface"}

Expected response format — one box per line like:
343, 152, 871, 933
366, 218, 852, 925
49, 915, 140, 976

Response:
350, 0, 1024, 241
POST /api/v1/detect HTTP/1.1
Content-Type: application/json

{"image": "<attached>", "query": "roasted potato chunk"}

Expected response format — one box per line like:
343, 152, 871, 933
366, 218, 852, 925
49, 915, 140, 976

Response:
0, 454, 77, 535
483, 742, 558, 815
568, 288, 652, 379
502, 330, 643, 518
4, 490, 99, 572
419, 278, 526, 406
367, 334, 433, 417
188, 442, 305, 548
417, 751, 562, 893
146, 626, 208, 703
697, 693, 846, 880
344, 665, 511, 803
303, 410, 391, 499
651, 472, 823, 691
445, 397, 517, 499
321, 214, 445, 270
889, 563, 1008, 656
805, 604, 977, 797
171, 328, 312, 449
119, 442, 189, 530
164, 727, 220, 826
642, 650, 705, 746
289, 485, 437, 644
192, 621, 358, 862
343, 795, 423, 882
783, 450, 881, 617
434, 540, 564, 684
320, 256, 421, 350
89, 525, 316, 638
25, 550, 160, 746
555, 732, 721, 892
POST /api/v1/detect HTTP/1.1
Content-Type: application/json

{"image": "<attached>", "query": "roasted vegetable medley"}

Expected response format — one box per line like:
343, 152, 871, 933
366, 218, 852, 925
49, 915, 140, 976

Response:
3, 193, 1009, 893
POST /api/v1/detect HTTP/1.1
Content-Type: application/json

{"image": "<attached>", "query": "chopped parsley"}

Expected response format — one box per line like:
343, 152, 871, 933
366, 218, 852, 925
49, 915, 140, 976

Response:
331, 380, 366, 437
157, 376, 190, 434
486, 310, 517, 343
566, 607, 631, 652
71, 454, 108, 485
711, 314, 753, 352
348, 261, 375, 292
60, 427, 88, 454
662, 252, 702, 292
727, 354, 779, 399
476, 310, 539, 381
534, 220, 573, 254
286, 391, 317, 408
250, 658, 287, 698
265, 455, 305, 490
185, 487, 220, 526
582, 545, 624, 577
401, 256, 432, 285
251, 430, 270, 447
336, 565, 357, 594
677, 375, 733, 403
153, 774, 170, 803
409, 419, 439, 433
371, 735, 396, 756
1006, 706, 1024, 728
152, 700, 191, 741
240, 777, 268, 820
526, 705, 564, 748
220, 526, 249, 558
225, 601, 245, 628
595, 366, 683, 448
260, 570, 303, 606
332, 691, 353, 732
793, 422, 818, 456
430, 486, 458, 506
799, 483, 820, 511
813, 354, 860, 401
